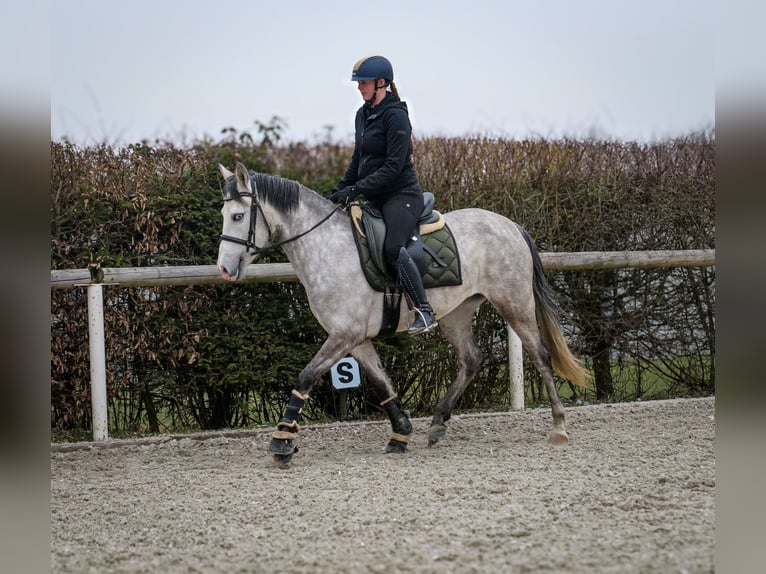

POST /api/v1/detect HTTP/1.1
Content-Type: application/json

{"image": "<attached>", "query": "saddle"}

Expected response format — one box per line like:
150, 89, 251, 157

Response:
350, 192, 445, 276
349, 192, 462, 338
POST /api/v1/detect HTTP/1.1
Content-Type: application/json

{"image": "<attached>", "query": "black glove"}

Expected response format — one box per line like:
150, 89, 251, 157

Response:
328, 186, 359, 205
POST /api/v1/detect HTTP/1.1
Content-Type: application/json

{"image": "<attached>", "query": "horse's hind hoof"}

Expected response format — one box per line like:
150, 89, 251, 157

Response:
385, 439, 408, 453
548, 430, 569, 445
427, 424, 447, 447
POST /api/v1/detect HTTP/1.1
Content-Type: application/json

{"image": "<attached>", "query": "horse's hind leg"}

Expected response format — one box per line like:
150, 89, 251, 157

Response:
494, 301, 569, 444
528, 345, 568, 444
428, 295, 485, 446
351, 341, 412, 453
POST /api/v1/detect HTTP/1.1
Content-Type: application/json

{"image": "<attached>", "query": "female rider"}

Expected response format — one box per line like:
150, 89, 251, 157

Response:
329, 55, 437, 335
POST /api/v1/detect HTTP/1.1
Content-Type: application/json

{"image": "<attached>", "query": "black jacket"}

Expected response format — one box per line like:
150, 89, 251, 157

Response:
337, 92, 422, 204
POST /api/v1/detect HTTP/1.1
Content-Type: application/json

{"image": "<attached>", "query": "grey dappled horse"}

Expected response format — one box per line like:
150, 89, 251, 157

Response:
217, 163, 588, 465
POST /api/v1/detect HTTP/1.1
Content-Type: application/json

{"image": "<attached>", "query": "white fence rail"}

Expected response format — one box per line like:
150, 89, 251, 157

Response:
51, 249, 715, 440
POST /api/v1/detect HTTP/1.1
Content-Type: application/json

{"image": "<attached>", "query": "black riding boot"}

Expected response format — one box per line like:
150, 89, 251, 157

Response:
394, 247, 438, 335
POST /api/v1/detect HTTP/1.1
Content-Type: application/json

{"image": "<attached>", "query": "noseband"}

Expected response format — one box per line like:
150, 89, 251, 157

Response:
219, 175, 342, 257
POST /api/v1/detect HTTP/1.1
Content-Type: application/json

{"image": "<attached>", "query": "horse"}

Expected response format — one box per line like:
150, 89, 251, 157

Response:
216, 162, 589, 464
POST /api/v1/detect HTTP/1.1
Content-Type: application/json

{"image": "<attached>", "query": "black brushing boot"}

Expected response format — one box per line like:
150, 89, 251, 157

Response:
382, 396, 412, 453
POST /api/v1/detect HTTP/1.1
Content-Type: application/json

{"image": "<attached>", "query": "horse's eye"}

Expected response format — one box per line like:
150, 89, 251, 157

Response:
233, 213, 244, 222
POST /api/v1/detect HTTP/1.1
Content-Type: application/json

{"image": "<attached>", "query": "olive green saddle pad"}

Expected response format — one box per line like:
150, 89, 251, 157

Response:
349, 204, 462, 293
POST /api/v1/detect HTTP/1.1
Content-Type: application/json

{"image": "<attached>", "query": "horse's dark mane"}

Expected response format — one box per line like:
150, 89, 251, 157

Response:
224, 172, 301, 213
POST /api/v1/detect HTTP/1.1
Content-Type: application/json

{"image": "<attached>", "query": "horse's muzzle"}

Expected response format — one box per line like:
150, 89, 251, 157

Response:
219, 266, 239, 282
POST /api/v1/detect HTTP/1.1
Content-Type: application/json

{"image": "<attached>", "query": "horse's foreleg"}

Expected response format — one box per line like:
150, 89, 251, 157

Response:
380, 395, 412, 453
350, 341, 412, 453
269, 389, 309, 460
270, 335, 356, 464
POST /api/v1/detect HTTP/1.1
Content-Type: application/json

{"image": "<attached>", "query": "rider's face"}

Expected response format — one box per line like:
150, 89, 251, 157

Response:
357, 79, 379, 102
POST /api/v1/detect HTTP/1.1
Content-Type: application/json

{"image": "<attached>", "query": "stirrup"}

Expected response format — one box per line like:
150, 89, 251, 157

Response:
408, 307, 437, 335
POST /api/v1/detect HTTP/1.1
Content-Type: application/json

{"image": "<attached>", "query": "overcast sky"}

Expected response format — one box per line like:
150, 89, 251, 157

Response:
50, 0, 716, 146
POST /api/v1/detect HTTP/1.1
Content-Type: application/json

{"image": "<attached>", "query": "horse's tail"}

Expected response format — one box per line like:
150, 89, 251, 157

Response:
517, 225, 589, 388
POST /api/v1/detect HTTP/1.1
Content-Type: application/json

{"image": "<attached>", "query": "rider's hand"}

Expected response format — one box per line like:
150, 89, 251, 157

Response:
328, 186, 359, 205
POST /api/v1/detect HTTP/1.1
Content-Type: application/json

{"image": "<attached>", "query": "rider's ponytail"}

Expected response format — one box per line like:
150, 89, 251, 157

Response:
389, 80, 401, 101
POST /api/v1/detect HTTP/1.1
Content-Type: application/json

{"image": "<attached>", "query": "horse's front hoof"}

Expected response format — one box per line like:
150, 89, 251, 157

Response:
548, 430, 569, 445
427, 424, 447, 447
270, 437, 298, 456
273, 453, 294, 468
270, 439, 298, 468
385, 439, 409, 453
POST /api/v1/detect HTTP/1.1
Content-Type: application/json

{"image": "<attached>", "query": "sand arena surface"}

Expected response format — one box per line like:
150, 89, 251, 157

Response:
51, 397, 714, 573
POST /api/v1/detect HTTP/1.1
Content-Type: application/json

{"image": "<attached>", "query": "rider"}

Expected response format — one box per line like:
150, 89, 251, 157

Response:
329, 55, 437, 335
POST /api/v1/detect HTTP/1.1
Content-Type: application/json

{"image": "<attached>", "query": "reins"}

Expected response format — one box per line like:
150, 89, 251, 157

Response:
219, 176, 343, 258
261, 203, 342, 255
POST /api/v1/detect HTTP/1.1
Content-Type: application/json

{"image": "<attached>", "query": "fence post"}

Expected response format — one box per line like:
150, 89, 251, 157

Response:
87, 284, 109, 440
508, 326, 524, 410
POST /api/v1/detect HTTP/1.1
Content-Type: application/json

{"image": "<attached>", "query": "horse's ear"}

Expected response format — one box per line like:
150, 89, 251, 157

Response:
218, 163, 234, 180
234, 162, 251, 194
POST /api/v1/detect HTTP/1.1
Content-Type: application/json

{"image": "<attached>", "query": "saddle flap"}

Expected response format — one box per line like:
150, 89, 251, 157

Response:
360, 209, 388, 274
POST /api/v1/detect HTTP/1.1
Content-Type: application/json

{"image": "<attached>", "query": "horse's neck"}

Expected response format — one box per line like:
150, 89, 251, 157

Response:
262, 195, 347, 253
262, 197, 355, 283
260, 191, 320, 235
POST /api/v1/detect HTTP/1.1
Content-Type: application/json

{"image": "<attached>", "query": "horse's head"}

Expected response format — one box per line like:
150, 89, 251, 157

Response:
216, 162, 269, 281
